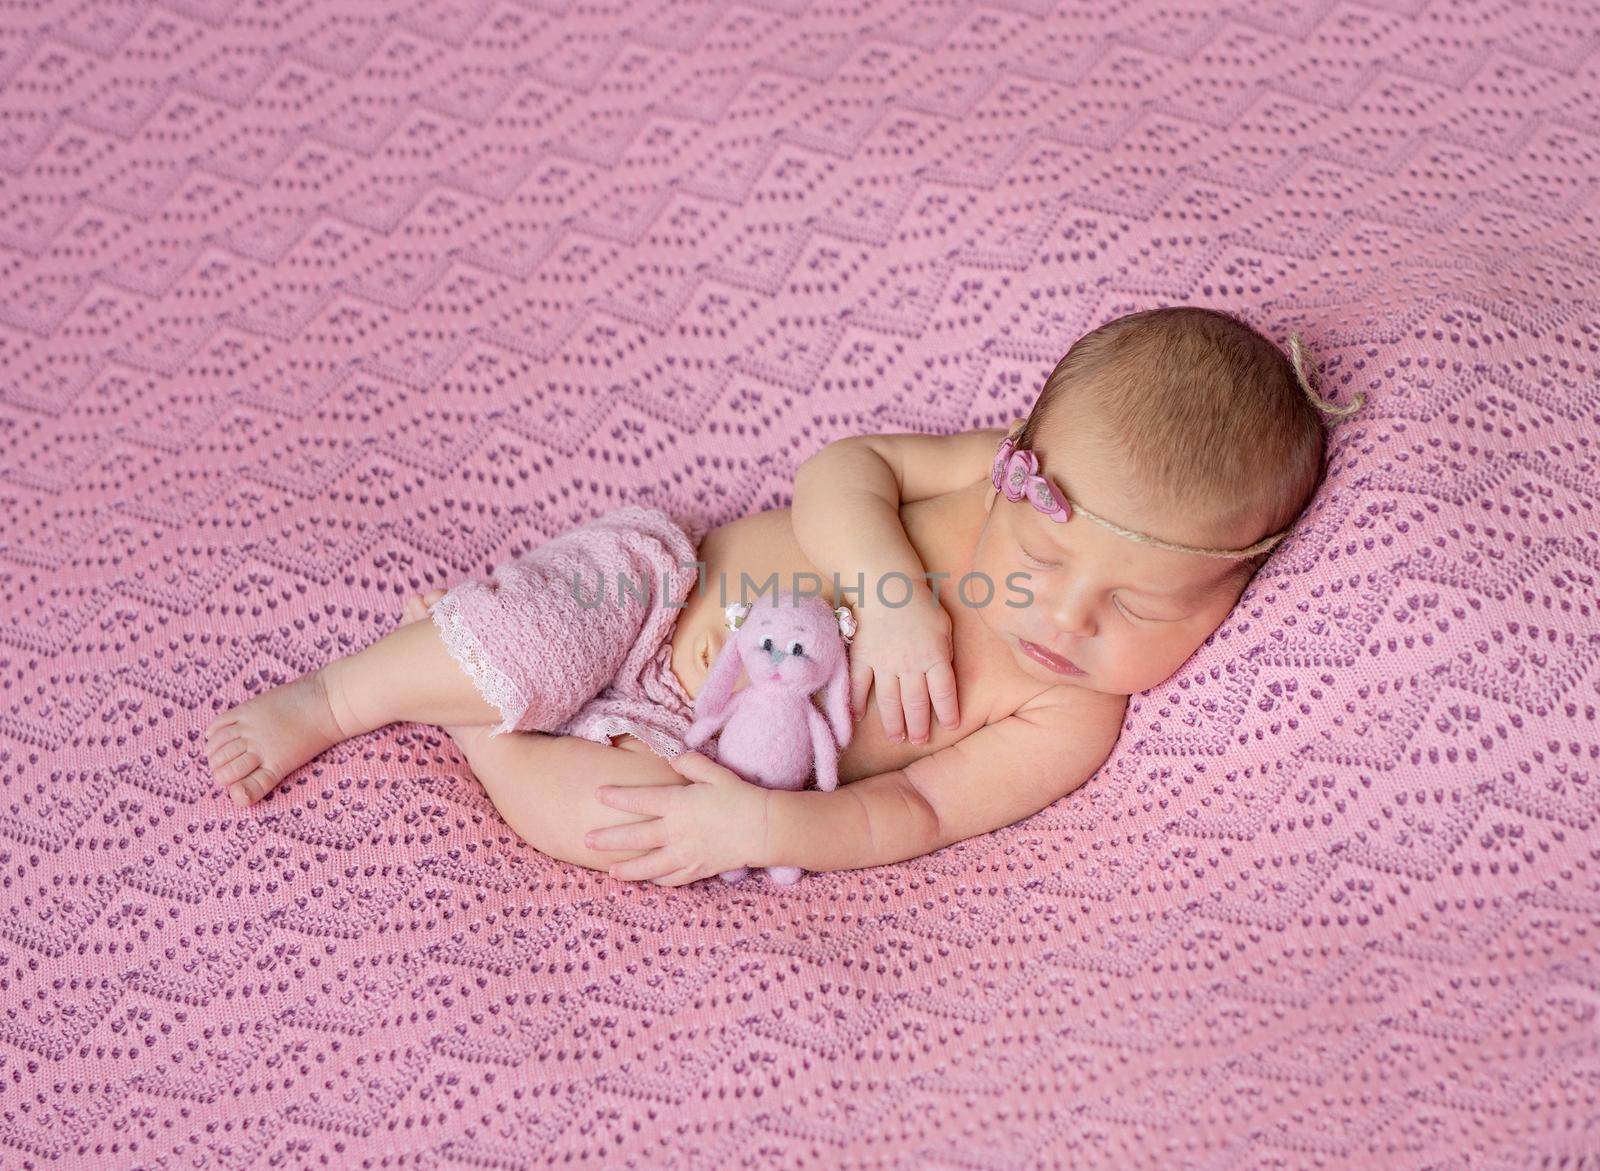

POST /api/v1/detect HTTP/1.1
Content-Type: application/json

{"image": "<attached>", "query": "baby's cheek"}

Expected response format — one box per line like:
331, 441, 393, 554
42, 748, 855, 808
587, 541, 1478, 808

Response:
1117, 630, 1202, 693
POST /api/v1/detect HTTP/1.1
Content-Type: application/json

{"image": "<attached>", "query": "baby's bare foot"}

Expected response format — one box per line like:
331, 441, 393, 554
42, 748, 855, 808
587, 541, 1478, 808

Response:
207, 591, 447, 806
205, 669, 347, 807
401, 589, 448, 626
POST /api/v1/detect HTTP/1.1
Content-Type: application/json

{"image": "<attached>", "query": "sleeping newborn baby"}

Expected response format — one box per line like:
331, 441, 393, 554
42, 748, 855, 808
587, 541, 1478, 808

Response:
203, 305, 1362, 886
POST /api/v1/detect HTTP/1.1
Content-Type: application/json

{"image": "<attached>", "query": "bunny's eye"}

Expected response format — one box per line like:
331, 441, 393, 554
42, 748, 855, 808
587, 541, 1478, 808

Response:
759, 637, 773, 652
787, 640, 804, 657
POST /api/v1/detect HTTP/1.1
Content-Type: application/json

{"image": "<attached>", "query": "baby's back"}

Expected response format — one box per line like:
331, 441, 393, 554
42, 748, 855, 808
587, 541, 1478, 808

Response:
666, 481, 1127, 784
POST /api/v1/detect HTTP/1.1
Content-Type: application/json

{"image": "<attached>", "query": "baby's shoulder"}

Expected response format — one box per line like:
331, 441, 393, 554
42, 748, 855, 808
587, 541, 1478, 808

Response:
862, 426, 1010, 505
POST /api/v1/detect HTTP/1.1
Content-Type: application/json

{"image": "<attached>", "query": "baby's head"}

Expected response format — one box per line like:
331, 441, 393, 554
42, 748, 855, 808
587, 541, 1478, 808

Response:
973, 305, 1354, 697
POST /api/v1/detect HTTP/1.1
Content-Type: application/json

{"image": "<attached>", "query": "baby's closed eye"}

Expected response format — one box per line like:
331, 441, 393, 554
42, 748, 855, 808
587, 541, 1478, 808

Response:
1018, 544, 1190, 623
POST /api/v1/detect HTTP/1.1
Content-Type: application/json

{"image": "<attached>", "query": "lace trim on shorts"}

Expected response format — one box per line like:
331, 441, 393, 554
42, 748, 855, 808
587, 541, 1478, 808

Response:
429, 592, 526, 737
582, 714, 686, 759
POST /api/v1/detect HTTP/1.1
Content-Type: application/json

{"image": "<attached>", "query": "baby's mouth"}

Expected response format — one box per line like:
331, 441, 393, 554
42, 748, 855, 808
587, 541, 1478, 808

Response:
1017, 637, 1087, 676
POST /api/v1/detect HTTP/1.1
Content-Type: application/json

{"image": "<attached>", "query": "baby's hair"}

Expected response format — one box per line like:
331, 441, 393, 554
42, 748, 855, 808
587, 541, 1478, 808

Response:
1015, 305, 1364, 579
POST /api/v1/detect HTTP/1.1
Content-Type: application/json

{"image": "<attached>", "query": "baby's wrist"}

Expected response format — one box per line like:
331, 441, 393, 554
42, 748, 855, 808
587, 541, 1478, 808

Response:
755, 787, 796, 870
755, 788, 776, 869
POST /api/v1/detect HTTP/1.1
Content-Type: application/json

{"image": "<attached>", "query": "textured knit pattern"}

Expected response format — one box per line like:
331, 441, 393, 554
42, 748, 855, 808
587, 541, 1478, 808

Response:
0, 3, 1597, 1169
428, 503, 707, 755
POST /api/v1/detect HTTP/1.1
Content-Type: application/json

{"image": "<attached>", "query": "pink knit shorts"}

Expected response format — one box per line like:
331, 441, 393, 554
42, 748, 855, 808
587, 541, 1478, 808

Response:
427, 504, 712, 761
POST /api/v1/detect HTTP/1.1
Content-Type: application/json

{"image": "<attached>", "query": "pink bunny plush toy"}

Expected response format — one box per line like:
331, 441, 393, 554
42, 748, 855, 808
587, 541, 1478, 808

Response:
684, 591, 857, 886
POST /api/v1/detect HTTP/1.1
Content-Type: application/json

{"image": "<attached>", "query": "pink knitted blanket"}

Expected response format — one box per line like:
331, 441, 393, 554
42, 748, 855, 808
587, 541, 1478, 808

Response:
1, 3, 1595, 1167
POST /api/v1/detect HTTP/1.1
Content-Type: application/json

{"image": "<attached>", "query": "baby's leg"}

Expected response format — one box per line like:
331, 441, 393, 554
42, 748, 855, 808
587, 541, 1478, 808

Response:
205, 590, 500, 806
440, 723, 689, 874
208, 504, 695, 809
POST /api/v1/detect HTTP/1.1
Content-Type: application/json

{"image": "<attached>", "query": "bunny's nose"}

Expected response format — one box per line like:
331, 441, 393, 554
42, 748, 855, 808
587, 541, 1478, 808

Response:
766, 648, 788, 665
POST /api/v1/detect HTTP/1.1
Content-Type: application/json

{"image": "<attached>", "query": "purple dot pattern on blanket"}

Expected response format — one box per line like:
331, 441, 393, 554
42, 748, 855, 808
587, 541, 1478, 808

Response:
0, 3, 1597, 1168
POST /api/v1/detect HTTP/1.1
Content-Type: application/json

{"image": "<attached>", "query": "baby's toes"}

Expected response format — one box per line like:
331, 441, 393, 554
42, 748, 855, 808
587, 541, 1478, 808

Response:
226, 767, 280, 807
209, 738, 260, 788
208, 735, 248, 774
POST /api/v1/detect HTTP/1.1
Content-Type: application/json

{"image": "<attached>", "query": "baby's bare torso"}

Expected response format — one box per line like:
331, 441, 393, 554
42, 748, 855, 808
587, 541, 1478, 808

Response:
630, 482, 1126, 783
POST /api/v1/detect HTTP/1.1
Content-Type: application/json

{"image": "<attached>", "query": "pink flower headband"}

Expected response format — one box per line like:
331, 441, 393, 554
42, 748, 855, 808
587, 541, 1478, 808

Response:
992, 332, 1365, 560
990, 422, 1292, 559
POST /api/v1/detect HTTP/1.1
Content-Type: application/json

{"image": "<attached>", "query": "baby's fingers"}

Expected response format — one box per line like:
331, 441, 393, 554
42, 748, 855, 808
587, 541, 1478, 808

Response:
875, 673, 906, 742
585, 818, 667, 853
850, 664, 873, 722
926, 659, 960, 730
651, 866, 704, 888
898, 672, 932, 745
607, 848, 678, 882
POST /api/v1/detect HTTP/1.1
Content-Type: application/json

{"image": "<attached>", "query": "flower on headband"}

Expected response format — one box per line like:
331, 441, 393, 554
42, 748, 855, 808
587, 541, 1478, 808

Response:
834, 605, 857, 643
992, 434, 1073, 523
992, 439, 1019, 493
1028, 476, 1071, 523
1001, 447, 1038, 500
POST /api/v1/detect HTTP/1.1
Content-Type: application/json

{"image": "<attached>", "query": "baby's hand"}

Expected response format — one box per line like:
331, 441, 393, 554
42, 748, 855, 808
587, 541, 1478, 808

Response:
849, 584, 959, 744
586, 753, 769, 886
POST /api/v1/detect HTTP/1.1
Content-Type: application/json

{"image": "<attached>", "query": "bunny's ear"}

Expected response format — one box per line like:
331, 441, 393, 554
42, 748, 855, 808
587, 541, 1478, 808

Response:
695, 631, 745, 722
821, 648, 853, 748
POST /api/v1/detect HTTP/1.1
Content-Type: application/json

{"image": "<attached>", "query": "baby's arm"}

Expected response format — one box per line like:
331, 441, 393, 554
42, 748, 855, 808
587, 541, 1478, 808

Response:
790, 428, 1006, 594
791, 428, 1007, 740
757, 696, 1120, 873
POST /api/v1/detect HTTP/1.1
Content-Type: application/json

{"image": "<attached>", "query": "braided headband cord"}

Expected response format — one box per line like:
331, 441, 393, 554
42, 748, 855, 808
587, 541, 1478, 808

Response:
1286, 332, 1367, 422
1056, 490, 1292, 559
999, 331, 1366, 560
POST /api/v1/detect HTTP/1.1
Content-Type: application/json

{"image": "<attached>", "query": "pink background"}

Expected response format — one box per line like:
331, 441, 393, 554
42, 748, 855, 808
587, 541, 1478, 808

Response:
1, 2, 1597, 1168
